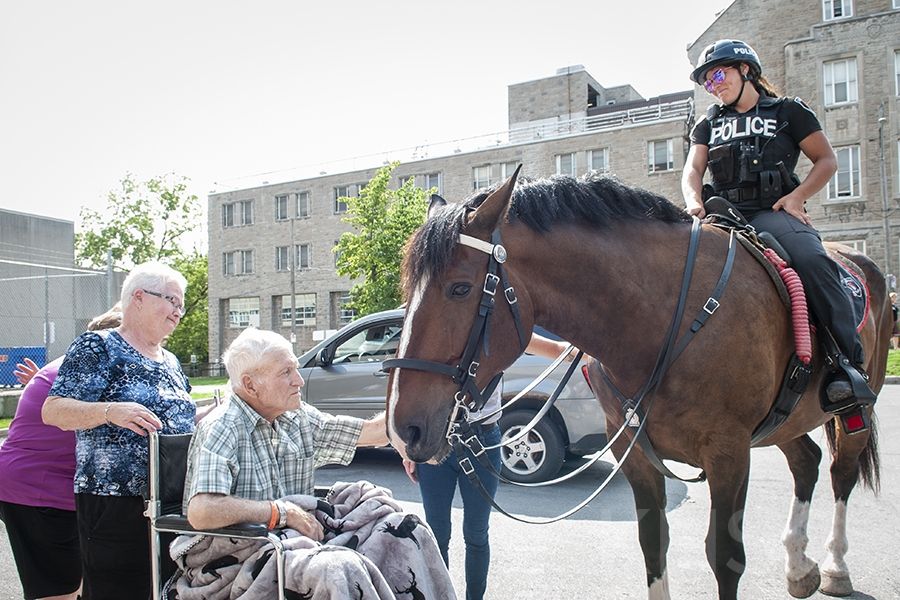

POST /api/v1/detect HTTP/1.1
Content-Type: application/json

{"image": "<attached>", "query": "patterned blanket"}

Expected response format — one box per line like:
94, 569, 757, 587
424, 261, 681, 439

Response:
168, 481, 456, 599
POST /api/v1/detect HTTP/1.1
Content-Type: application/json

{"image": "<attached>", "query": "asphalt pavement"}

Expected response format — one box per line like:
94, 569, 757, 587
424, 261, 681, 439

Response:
1, 391, 898, 599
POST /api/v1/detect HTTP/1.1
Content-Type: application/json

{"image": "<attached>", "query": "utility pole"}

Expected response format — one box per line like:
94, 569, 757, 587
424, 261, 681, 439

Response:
878, 103, 892, 281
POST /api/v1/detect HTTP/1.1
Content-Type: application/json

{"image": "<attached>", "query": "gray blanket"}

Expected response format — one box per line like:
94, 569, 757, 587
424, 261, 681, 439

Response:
169, 481, 456, 600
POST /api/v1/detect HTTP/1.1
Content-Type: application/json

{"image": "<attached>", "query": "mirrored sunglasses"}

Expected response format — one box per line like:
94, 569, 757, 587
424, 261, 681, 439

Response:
703, 67, 730, 92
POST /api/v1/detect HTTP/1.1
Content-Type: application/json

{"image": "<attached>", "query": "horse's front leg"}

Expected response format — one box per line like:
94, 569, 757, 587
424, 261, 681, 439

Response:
778, 435, 823, 598
704, 447, 751, 600
614, 428, 671, 600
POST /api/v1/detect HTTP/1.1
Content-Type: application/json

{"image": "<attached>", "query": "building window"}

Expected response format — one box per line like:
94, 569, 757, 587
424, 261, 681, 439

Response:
824, 58, 858, 106
223, 250, 253, 275
828, 146, 861, 199
894, 0, 900, 9
274, 195, 289, 221
823, 0, 852, 20
228, 297, 260, 328
223, 200, 254, 227
588, 148, 609, 173
333, 240, 342, 268
331, 291, 356, 327
840, 239, 867, 254
556, 153, 577, 176
472, 162, 518, 190
281, 293, 316, 327
275, 246, 290, 272
296, 191, 310, 218
398, 175, 414, 187
295, 243, 311, 270
648, 140, 674, 173
895, 51, 900, 96
424, 172, 442, 194
334, 184, 362, 214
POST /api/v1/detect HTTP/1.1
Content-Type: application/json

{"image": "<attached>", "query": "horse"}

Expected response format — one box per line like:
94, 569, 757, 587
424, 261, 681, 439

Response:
385, 170, 885, 600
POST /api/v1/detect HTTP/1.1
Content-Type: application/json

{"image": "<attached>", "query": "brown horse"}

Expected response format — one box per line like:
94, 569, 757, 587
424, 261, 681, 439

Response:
385, 171, 885, 600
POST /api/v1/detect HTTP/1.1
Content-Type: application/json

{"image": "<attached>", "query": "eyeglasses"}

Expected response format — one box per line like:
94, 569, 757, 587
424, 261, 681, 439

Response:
142, 289, 185, 316
703, 66, 733, 92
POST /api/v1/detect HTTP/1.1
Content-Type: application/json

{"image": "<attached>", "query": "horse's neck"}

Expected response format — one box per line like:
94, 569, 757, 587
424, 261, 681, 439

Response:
509, 220, 689, 366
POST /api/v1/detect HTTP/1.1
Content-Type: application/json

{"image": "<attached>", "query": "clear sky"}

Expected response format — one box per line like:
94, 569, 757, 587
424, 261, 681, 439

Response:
0, 0, 732, 235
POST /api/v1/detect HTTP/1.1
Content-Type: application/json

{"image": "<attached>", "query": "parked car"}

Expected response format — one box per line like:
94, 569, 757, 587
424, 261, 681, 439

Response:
297, 308, 608, 483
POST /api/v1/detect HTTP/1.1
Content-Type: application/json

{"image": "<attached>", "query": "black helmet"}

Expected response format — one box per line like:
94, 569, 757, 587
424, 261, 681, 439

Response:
690, 39, 761, 85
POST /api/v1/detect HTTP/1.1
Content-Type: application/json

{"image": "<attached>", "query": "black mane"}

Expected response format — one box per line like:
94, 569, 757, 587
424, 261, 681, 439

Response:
402, 173, 689, 298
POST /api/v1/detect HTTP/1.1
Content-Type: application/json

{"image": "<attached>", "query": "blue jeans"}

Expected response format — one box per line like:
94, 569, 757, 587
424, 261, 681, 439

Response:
417, 423, 502, 600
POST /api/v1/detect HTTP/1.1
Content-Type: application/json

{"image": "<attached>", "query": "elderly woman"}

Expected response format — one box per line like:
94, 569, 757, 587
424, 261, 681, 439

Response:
43, 261, 195, 599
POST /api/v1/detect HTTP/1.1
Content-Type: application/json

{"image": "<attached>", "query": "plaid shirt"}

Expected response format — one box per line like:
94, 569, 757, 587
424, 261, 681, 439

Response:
183, 393, 363, 513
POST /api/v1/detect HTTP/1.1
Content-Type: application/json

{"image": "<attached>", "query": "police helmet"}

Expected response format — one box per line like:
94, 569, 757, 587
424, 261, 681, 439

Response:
690, 39, 762, 85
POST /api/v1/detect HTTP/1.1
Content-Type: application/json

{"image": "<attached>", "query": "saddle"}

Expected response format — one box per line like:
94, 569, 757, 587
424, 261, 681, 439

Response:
703, 197, 874, 438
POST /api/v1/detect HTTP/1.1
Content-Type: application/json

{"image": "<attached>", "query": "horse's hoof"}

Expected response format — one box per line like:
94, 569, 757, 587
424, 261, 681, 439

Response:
787, 564, 821, 598
820, 571, 853, 597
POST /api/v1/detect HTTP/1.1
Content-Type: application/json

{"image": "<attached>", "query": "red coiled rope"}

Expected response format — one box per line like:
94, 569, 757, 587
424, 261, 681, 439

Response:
763, 248, 812, 365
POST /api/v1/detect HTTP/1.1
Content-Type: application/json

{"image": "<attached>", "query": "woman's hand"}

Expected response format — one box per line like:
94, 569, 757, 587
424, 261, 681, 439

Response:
284, 502, 324, 540
402, 459, 418, 484
772, 193, 811, 226
13, 357, 39, 386
106, 402, 163, 435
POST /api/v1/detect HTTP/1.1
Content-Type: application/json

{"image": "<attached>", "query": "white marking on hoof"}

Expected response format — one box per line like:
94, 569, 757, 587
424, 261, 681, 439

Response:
648, 570, 671, 600
820, 571, 853, 597
782, 497, 818, 595
821, 500, 851, 591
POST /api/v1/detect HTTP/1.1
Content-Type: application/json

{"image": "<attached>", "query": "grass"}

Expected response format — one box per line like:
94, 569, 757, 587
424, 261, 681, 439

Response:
188, 376, 228, 386
887, 349, 900, 376
0, 417, 11, 429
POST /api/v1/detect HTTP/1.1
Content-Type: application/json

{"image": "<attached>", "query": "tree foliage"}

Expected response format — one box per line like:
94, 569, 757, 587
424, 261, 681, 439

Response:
76, 173, 208, 363
335, 162, 429, 316
75, 173, 202, 270
163, 251, 209, 363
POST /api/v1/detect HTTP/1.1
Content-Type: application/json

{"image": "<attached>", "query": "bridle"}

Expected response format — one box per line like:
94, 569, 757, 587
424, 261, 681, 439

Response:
382, 227, 530, 441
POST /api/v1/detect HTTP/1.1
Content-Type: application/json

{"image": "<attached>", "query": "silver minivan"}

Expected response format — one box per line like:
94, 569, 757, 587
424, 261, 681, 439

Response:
297, 308, 607, 483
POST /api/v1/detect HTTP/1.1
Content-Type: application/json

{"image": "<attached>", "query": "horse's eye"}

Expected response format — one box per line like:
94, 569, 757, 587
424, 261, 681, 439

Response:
449, 283, 472, 298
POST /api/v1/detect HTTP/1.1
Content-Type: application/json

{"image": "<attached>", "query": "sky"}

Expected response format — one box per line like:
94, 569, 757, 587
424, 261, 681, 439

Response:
0, 0, 733, 241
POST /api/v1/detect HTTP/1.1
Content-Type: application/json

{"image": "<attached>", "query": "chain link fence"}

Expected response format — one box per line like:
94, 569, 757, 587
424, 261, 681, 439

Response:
0, 258, 125, 387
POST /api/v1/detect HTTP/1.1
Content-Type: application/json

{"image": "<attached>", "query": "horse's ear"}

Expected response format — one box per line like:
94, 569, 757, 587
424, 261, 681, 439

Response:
467, 165, 521, 231
428, 194, 447, 218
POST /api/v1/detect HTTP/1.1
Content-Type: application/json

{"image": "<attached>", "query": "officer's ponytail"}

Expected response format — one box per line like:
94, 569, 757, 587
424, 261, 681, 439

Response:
752, 75, 780, 98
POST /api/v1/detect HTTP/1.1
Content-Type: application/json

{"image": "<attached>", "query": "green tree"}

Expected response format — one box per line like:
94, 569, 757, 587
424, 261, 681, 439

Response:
76, 173, 202, 269
76, 173, 208, 363
164, 251, 209, 364
335, 162, 429, 316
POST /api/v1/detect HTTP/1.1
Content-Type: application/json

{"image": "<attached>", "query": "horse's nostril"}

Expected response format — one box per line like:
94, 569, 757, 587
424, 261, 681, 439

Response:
405, 425, 422, 446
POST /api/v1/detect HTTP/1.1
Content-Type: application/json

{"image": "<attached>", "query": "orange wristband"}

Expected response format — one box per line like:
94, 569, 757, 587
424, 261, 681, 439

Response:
267, 501, 278, 530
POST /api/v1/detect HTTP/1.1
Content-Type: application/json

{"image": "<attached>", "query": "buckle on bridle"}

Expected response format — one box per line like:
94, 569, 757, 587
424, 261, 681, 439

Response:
483, 273, 500, 295
465, 435, 485, 456
703, 298, 720, 315
467, 361, 479, 377
459, 457, 475, 475
504, 286, 517, 304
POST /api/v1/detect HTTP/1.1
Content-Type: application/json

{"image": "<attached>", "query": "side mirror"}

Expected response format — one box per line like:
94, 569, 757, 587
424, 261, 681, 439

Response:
316, 346, 334, 367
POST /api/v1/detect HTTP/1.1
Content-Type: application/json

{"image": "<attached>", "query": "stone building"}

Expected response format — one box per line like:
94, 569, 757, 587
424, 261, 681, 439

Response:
207, 66, 693, 358
689, 0, 900, 273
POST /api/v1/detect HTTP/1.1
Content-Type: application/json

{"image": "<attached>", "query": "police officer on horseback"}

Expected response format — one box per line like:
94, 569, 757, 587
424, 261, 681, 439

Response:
682, 39, 876, 417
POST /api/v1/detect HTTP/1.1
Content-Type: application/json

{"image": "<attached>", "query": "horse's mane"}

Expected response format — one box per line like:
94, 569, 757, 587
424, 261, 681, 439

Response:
402, 173, 690, 298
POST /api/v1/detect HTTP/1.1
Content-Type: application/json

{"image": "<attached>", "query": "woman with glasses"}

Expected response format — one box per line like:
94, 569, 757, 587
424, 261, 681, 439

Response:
682, 39, 873, 412
42, 261, 196, 599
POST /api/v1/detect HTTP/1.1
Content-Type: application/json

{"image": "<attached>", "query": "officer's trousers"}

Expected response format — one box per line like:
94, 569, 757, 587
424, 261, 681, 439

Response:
748, 210, 865, 366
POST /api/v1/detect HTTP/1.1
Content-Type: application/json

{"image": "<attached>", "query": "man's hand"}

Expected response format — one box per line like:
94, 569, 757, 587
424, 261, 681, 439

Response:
284, 502, 324, 541
685, 202, 706, 219
772, 193, 811, 226
13, 358, 39, 386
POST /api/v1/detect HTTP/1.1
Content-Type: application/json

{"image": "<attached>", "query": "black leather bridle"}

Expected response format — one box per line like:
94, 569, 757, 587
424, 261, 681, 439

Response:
382, 228, 530, 440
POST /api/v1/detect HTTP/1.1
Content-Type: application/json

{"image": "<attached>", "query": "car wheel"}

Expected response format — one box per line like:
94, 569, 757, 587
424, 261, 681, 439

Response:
499, 410, 565, 483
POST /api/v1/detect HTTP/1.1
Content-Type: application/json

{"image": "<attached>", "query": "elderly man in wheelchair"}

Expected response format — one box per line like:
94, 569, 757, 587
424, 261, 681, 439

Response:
148, 327, 455, 599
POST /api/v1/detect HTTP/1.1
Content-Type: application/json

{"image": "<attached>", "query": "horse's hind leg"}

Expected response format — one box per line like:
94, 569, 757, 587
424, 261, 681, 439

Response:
616, 443, 671, 600
778, 434, 823, 598
820, 422, 873, 597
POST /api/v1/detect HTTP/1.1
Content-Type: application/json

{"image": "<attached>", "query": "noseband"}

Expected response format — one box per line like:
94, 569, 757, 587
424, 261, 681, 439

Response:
382, 228, 530, 438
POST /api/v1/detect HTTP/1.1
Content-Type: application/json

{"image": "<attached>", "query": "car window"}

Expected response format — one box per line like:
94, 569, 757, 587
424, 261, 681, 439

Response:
333, 323, 403, 363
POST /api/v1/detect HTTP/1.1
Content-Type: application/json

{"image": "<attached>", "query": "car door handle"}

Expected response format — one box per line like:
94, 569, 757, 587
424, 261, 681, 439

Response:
373, 369, 389, 378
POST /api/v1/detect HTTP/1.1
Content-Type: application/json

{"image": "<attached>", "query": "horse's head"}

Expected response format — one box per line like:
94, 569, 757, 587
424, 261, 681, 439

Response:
386, 168, 534, 462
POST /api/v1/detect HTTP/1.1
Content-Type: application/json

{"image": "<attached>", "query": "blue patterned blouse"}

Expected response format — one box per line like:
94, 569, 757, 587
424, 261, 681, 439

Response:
49, 330, 196, 496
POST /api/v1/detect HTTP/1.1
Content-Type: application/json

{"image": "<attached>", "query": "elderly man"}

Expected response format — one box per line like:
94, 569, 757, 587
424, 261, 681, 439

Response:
175, 327, 455, 599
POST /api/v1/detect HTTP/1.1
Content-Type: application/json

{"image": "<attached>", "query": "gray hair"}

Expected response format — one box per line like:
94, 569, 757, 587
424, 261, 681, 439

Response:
223, 327, 294, 391
120, 261, 188, 310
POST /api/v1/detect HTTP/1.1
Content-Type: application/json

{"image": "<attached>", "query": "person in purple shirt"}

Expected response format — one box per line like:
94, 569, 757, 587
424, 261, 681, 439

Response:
0, 306, 121, 600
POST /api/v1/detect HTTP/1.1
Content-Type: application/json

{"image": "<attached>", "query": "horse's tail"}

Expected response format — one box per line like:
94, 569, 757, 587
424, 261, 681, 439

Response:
824, 415, 881, 494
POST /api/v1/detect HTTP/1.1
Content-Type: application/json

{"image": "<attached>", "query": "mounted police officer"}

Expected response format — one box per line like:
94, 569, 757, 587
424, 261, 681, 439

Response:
682, 39, 876, 419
